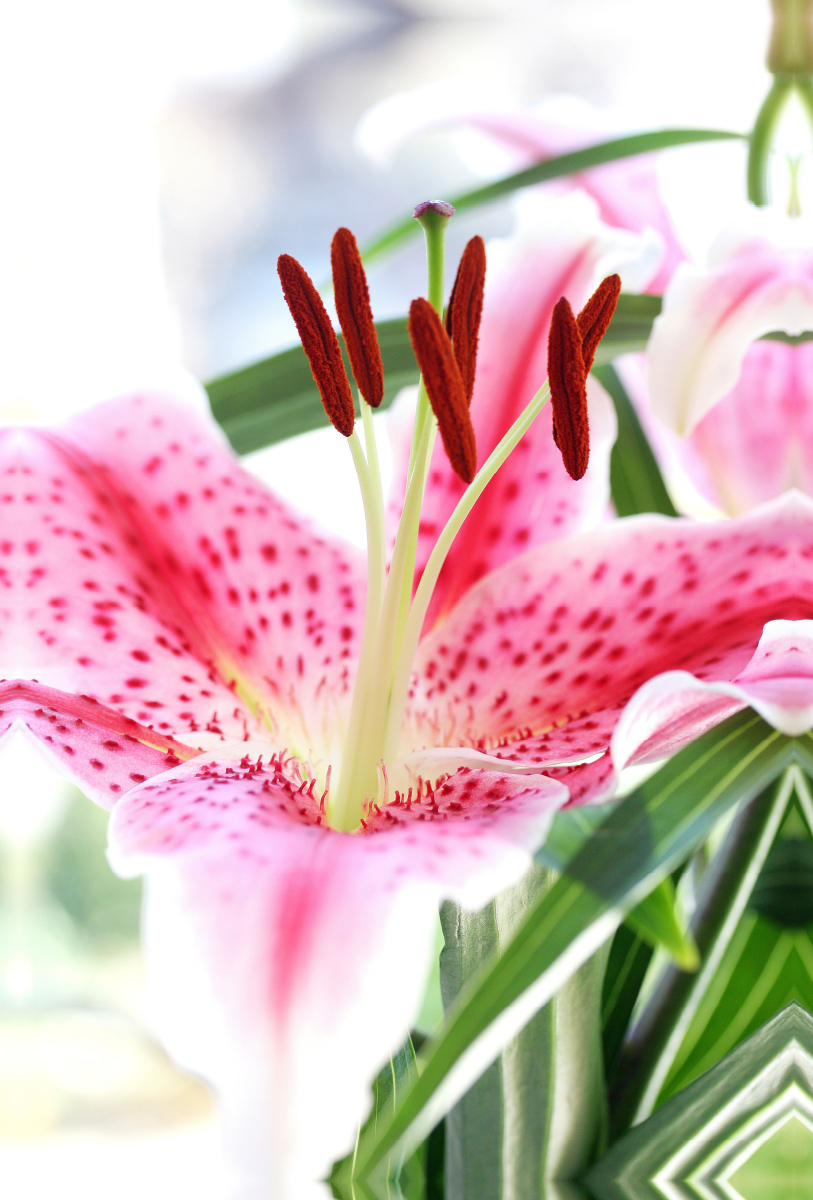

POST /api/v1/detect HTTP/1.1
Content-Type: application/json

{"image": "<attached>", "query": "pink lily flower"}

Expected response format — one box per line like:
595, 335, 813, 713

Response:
0, 394, 571, 1198
4, 387, 813, 1193
644, 207, 813, 514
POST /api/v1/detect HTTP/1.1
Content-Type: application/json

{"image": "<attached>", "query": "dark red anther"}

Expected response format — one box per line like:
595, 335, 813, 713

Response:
445, 235, 486, 405
408, 298, 477, 484
548, 296, 589, 481
330, 227, 385, 409
576, 273, 621, 375
277, 253, 355, 437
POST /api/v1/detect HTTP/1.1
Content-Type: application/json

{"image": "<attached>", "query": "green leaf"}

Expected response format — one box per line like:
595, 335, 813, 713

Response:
601, 927, 653, 1081
206, 318, 418, 455
625, 878, 699, 972
748, 835, 813, 927
331, 1037, 421, 1198
587, 1002, 813, 1200
607, 769, 799, 1137
350, 711, 797, 1182
360, 130, 744, 265
656, 790, 813, 1104
660, 911, 813, 1105
535, 804, 616, 871
592, 363, 678, 518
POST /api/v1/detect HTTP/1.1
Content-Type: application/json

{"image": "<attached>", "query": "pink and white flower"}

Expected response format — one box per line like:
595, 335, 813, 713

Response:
6, 182, 813, 1197
4, 386, 813, 1194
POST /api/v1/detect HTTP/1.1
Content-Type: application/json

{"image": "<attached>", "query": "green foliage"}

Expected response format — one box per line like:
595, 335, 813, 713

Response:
601, 928, 653, 1081
592, 364, 678, 518
347, 711, 796, 1185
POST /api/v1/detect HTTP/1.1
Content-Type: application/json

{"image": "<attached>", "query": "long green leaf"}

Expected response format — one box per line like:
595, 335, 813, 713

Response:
539, 804, 696, 966
331, 1038, 421, 1198
351, 712, 798, 1181
601, 926, 653, 1080
360, 130, 743, 264
593, 363, 677, 518
607, 769, 798, 1136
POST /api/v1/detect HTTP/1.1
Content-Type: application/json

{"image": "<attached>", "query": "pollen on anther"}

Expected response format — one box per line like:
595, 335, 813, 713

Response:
445, 236, 486, 405
548, 296, 589, 481
331, 228, 384, 408
277, 254, 355, 436
408, 298, 477, 483
576, 274, 621, 375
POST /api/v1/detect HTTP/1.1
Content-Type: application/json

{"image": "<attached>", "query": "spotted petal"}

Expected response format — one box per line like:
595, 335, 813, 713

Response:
0, 398, 366, 759
0, 681, 198, 807
108, 750, 566, 1199
406, 492, 813, 796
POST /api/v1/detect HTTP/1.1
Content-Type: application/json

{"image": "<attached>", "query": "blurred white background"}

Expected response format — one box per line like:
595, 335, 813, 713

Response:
0, 0, 783, 1195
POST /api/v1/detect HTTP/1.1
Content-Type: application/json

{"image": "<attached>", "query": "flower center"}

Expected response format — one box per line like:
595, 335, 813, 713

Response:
277, 207, 619, 832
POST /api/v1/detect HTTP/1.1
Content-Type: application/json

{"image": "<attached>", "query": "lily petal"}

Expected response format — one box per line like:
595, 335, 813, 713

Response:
1, 398, 366, 758
648, 207, 813, 436
652, 341, 813, 516
0, 681, 198, 807
389, 191, 662, 627
408, 491, 813, 759
612, 620, 813, 773
108, 752, 566, 1198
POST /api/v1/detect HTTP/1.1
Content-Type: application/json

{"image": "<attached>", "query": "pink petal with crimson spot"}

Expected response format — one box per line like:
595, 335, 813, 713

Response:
0, 397, 365, 753
407, 491, 813, 755
108, 753, 566, 1198
388, 193, 630, 629
0, 681, 198, 808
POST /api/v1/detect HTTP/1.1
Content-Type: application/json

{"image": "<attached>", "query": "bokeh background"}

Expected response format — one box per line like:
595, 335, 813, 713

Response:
0, 1, 781, 1194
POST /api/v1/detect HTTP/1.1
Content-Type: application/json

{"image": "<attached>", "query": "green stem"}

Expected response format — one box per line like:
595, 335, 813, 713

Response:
747, 75, 794, 205
607, 768, 795, 1140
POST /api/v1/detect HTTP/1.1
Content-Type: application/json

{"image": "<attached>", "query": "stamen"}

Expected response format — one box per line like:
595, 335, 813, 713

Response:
548, 296, 589, 481
331, 227, 385, 409
408, 297, 477, 483
277, 254, 355, 437
577, 273, 622, 375
445, 235, 486, 405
